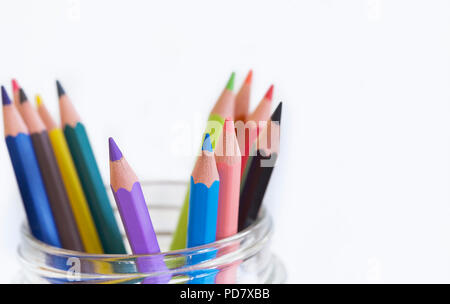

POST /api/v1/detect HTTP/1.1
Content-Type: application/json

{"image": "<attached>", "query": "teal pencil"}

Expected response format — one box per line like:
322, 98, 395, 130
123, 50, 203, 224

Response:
57, 81, 125, 254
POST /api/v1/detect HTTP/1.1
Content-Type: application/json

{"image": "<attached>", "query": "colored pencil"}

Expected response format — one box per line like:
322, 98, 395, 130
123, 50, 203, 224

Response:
188, 134, 220, 246
109, 138, 169, 284
18, 88, 83, 251
238, 102, 282, 231
36, 96, 103, 254
57, 80, 126, 254
171, 73, 235, 250
214, 119, 241, 284
234, 70, 252, 122
2, 86, 61, 247
187, 134, 220, 284
238, 85, 274, 178
215, 119, 241, 240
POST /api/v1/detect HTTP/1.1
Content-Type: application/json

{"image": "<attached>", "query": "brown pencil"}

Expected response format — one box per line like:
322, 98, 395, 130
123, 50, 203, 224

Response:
18, 88, 84, 251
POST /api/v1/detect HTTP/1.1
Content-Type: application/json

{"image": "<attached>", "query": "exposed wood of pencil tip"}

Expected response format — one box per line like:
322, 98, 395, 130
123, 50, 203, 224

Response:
109, 138, 139, 192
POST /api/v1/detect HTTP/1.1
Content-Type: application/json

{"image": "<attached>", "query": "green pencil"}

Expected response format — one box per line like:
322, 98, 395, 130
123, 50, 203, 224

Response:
57, 80, 126, 254
170, 73, 236, 250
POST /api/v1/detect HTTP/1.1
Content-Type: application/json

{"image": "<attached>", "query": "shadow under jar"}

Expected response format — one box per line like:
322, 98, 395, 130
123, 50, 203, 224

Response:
17, 181, 286, 284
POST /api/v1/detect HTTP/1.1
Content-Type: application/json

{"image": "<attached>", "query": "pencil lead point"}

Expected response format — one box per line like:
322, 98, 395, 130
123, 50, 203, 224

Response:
56, 80, 66, 97
271, 102, 282, 123
19, 88, 28, 104
264, 85, 274, 101
109, 137, 123, 162
202, 133, 213, 152
1, 86, 12, 105
225, 72, 235, 91
35, 95, 43, 107
11, 79, 20, 93
245, 70, 253, 85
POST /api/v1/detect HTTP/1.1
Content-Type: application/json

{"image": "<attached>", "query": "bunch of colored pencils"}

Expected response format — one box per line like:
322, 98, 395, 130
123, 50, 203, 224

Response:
2, 80, 123, 254
1, 71, 282, 284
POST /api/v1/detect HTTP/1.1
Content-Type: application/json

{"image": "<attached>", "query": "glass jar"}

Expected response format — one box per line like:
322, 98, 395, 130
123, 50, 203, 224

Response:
17, 181, 286, 284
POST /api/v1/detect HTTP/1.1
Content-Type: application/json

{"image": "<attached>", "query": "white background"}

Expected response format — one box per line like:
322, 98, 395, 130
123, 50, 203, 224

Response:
1, 0, 450, 283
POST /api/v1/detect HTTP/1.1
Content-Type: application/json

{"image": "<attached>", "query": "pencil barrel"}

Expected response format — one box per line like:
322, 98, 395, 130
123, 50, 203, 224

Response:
112, 182, 169, 284
239, 152, 277, 231
48, 129, 103, 253
5, 134, 61, 247
64, 123, 125, 254
187, 178, 220, 247
31, 132, 84, 251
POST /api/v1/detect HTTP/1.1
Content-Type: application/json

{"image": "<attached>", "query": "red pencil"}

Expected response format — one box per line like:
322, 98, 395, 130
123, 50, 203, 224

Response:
237, 85, 274, 178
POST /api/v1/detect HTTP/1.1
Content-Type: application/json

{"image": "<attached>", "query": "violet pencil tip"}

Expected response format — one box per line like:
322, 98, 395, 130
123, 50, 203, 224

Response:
202, 133, 213, 152
1, 86, 12, 105
109, 137, 123, 162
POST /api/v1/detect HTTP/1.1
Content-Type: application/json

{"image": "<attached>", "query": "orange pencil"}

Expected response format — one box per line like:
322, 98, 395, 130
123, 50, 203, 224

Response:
237, 85, 274, 178
234, 70, 252, 122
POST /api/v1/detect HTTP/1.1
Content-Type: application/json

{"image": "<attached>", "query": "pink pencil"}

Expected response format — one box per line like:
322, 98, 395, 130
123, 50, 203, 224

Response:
238, 85, 274, 177
215, 119, 241, 284
215, 118, 241, 240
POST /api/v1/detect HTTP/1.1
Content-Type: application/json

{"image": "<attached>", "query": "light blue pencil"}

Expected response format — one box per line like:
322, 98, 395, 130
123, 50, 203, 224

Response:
187, 134, 220, 284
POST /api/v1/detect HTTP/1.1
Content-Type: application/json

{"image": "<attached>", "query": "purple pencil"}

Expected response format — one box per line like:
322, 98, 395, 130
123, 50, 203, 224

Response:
109, 137, 169, 284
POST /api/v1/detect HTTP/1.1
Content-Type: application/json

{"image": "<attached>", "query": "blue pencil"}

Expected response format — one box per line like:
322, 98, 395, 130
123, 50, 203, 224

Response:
187, 134, 220, 284
2, 86, 61, 247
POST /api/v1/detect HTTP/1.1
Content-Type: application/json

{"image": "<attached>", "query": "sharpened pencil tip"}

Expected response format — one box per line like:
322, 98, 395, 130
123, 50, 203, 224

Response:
11, 79, 19, 93
202, 133, 213, 152
109, 137, 123, 162
35, 95, 43, 107
271, 102, 282, 123
19, 88, 28, 104
264, 85, 274, 101
1, 86, 11, 105
56, 80, 66, 97
245, 70, 253, 85
226, 72, 235, 91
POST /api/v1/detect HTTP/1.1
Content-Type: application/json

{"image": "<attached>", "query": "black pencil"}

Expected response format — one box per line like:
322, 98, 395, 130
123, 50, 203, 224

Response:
18, 89, 84, 251
238, 102, 282, 231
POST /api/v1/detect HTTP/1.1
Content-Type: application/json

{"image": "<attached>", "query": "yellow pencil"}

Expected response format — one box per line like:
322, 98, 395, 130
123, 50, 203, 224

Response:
36, 95, 103, 254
